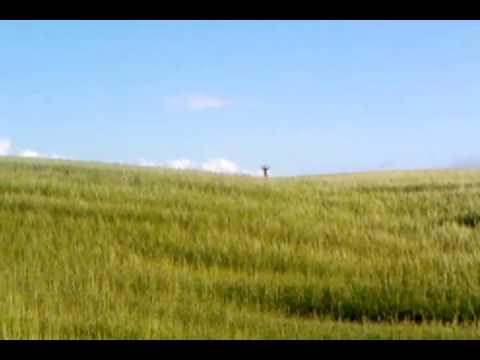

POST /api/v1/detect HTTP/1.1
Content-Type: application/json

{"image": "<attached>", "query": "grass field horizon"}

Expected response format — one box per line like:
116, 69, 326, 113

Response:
2, 156, 480, 339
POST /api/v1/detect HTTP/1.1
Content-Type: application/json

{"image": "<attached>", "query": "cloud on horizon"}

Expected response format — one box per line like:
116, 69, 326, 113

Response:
18, 150, 41, 158
0, 138, 11, 155
0, 137, 69, 160
18, 149, 69, 160
137, 157, 258, 176
167, 159, 195, 170
201, 158, 239, 174
2, 137, 258, 176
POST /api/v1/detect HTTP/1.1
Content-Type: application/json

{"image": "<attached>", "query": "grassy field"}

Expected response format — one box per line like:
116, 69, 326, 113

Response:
2, 157, 480, 339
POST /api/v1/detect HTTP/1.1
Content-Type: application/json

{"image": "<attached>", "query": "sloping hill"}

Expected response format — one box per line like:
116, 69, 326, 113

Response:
1, 157, 480, 339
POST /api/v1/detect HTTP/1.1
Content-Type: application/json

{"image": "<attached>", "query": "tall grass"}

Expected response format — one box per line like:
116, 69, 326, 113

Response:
1, 157, 480, 338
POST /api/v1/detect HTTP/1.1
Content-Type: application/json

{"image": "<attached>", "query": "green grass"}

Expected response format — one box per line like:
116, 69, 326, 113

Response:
2, 156, 480, 339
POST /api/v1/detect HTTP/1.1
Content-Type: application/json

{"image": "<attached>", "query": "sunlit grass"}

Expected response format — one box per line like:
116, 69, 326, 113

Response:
1, 157, 480, 338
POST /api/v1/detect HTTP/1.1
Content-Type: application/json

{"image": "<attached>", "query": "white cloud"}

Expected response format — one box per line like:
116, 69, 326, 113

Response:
0, 138, 69, 160
242, 169, 265, 177
0, 138, 11, 155
166, 158, 194, 170
201, 158, 239, 174
138, 158, 195, 170
138, 158, 159, 167
17, 149, 70, 160
18, 150, 40, 158
167, 95, 230, 111
136, 157, 260, 176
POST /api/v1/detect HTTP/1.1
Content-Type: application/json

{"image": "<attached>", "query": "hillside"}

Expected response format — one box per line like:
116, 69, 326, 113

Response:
1, 157, 480, 339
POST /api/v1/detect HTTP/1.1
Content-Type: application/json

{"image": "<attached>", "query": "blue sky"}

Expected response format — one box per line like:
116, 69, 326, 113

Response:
1, 20, 480, 176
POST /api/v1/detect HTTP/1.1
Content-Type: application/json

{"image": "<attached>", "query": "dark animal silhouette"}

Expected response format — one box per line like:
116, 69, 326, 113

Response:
261, 165, 270, 178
